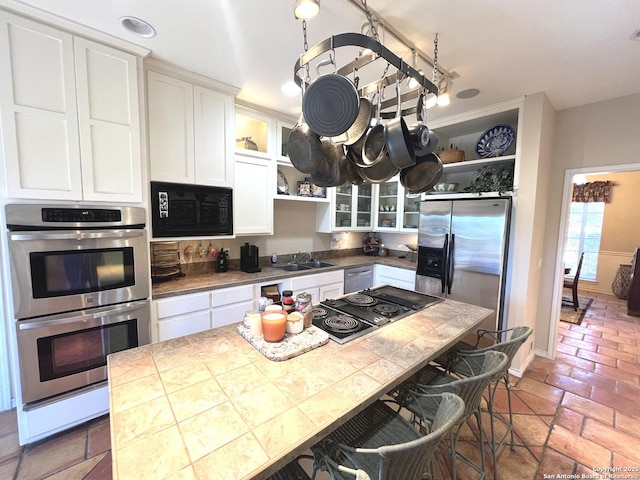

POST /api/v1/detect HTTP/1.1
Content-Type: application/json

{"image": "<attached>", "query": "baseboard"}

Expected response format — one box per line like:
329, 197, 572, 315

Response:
509, 347, 536, 378
534, 348, 553, 360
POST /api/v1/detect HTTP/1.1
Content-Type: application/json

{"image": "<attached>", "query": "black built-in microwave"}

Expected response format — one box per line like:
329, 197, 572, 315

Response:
150, 181, 233, 237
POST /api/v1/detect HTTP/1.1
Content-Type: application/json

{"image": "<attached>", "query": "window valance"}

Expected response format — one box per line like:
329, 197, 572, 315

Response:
572, 181, 613, 203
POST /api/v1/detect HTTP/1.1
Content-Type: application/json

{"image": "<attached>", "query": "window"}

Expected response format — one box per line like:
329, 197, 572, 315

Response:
564, 202, 604, 281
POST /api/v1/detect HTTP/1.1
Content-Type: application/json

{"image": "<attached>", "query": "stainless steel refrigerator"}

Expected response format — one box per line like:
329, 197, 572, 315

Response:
415, 197, 511, 332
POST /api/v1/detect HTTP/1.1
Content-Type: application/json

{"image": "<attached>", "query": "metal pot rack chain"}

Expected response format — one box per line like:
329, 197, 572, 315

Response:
293, 33, 438, 118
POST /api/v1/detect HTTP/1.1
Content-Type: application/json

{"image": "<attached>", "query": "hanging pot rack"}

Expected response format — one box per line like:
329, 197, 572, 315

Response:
293, 32, 438, 118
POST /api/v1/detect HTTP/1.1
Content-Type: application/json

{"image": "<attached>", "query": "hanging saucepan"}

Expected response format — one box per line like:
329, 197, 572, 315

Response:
400, 152, 444, 194
385, 78, 416, 169
287, 118, 324, 174
424, 130, 439, 156
346, 126, 370, 168
331, 78, 373, 146
357, 156, 399, 184
414, 90, 440, 156
346, 158, 364, 185
408, 92, 431, 155
302, 57, 360, 138
311, 138, 349, 187
361, 91, 387, 166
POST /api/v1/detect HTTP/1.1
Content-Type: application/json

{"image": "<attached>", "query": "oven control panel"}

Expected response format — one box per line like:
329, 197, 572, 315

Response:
42, 208, 122, 223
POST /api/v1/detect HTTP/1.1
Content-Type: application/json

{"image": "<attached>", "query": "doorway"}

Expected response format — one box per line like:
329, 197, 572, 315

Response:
549, 162, 640, 357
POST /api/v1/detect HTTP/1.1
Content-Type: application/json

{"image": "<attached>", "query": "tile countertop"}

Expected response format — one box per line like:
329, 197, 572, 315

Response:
107, 298, 492, 480
151, 255, 416, 299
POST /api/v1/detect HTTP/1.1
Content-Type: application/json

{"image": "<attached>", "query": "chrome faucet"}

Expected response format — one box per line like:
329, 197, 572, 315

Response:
298, 251, 313, 263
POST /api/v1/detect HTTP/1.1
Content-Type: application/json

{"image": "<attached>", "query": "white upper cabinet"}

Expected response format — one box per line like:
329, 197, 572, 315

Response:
372, 176, 419, 232
194, 86, 234, 186
74, 38, 142, 202
316, 181, 374, 232
147, 72, 194, 183
0, 11, 143, 202
147, 70, 234, 188
233, 108, 275, 235
234, 153, 274, 235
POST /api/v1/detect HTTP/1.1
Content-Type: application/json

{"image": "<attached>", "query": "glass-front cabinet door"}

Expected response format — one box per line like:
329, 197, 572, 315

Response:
355, 183, 372, 229
276, 120, 293, 162
333, 182, 372, 231
373, 176, 420, 232
376, 179, 399, 229
402, 194, 421, 230
235, 109, 271, 156
334, 182, 353, 228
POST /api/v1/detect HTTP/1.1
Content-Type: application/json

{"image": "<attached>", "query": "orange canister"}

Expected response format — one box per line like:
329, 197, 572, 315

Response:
261, 311, 287, 342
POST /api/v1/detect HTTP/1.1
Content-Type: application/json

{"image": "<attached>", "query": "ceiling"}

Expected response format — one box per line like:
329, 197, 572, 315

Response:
3, 0, 640, 122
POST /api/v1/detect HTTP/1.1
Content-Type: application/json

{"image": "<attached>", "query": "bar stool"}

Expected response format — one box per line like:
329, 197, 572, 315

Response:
432, 326, 533, 479
307, 393, 465, 480
266, 456, 312, 480
392, 350, 508, 480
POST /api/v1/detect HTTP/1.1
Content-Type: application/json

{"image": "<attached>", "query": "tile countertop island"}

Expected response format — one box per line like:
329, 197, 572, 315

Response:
107, 298, 492, 480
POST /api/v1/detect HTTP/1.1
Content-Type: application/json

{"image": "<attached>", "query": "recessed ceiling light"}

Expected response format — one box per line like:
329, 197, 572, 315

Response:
631, 28, 640, 41
120, 16, 156, 38
281, 81, 301, 97
456, 88, 480, 99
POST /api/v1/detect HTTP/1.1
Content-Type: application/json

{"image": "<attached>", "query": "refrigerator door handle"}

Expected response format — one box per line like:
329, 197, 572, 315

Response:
447, 233, 455, 294
440, 234, 449, 293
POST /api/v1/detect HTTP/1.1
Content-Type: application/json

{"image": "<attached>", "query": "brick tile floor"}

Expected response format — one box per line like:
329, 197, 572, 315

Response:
0, 290, 638, 479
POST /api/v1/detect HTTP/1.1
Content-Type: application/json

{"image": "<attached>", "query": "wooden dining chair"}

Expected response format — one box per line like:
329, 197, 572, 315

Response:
564, 252, 585, 311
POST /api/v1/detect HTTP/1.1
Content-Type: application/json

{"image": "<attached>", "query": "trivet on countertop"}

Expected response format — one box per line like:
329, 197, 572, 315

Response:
236, 324, 329, 361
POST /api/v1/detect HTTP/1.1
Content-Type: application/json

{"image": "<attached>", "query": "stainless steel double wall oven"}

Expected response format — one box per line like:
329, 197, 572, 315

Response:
6, 204, 150, 407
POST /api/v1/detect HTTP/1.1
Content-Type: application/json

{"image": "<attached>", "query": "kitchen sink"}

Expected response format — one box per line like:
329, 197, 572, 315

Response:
298, 261, 335, 268
272, 260, 334, 271
272, 263, 312, 271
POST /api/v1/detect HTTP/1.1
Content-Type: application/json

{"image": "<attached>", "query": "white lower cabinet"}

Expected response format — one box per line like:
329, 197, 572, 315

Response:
290, 270, 344, 303
154, 292, 210, 342
374, 265, 416, 290
153, 271, 345, 342
154, 284, 256, 341
211, 285, 254, 328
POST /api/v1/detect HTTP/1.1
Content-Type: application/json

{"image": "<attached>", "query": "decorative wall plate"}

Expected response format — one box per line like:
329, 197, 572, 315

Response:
277, 170, 289, 194
475, 124, 515, 158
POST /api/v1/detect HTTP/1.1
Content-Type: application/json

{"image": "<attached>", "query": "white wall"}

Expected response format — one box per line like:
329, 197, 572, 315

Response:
501, 92, 556, 374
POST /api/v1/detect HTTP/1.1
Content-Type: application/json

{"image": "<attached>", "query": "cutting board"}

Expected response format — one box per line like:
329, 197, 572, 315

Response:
237, 324, 329, 361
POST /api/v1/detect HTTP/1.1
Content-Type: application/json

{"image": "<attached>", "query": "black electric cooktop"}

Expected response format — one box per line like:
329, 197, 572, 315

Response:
314, 285, 443, 344
363, 285, 443, 310
311, 305, 375, 344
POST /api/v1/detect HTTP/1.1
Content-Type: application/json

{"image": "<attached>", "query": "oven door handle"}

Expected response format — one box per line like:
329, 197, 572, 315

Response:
17, 300, 149, 330
9, 230, 145, 241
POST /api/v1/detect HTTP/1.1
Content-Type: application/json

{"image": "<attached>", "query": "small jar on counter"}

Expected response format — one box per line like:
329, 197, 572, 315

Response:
244, 311, 262, 337
282, 290, 295, 313
295, 292, 313, 328
258, 296, 268, 312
